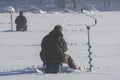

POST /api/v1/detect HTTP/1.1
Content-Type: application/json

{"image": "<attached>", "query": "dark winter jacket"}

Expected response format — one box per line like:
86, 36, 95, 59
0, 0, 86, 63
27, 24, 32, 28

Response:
15, 15, 27, 26
40, 30, 68, 64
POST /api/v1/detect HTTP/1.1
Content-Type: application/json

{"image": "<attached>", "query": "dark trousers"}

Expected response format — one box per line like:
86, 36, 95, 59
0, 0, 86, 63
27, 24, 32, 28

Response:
16, 25, 27, 31
45, 63, 62, 73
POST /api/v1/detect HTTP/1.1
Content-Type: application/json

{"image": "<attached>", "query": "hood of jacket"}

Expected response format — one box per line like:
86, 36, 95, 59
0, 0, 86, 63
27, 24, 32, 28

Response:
49, 30, 63, 38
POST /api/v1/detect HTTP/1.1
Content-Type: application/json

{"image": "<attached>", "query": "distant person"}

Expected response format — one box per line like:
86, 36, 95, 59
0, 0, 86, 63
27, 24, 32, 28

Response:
40, 25, 81, 73
15, 11, 27, 31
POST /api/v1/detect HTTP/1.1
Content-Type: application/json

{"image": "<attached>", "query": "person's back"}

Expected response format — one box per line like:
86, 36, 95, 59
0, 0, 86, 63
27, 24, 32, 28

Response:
40, 25, 65, 73
41, 36, 62, 63
15, 11, 27, 31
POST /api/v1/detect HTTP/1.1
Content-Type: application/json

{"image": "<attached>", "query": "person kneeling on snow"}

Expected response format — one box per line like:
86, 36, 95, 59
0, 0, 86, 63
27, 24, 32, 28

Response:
40, 25, 81, 73
15, 11, 27, 31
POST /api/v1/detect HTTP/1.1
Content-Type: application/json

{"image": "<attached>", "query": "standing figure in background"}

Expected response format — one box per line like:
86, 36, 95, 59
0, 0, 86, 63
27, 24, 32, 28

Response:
40, 25, 81, 73
15, 11, 27, 31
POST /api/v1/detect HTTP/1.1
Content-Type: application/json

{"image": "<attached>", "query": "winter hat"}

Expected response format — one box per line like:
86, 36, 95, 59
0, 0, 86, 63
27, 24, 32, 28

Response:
20, 11, 23, 15
54, 25, 62, 32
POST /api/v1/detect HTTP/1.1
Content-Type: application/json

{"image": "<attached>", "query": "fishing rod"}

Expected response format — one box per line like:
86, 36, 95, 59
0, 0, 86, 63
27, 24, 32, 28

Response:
81, 8, 97, 71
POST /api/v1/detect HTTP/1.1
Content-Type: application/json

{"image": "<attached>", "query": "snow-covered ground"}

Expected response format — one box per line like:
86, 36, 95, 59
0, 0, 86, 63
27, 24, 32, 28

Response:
0, 0, 120, 80
0, 10, 120, 80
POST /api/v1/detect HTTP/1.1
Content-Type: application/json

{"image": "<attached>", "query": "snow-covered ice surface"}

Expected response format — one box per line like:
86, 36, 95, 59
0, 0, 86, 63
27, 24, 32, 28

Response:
0, 7, 120, 80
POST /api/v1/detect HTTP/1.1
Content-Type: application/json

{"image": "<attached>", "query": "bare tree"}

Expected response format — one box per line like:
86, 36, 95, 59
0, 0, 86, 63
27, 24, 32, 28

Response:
108, 0, 111, 6
40, 0, 42, 3
104, 0, 111, 9
54, 0, 66, 8
72, 0, 76, 9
